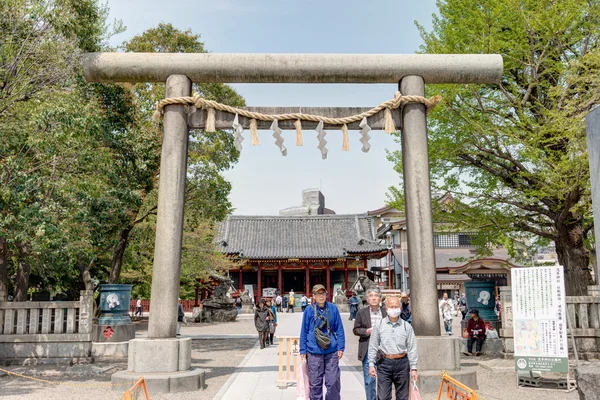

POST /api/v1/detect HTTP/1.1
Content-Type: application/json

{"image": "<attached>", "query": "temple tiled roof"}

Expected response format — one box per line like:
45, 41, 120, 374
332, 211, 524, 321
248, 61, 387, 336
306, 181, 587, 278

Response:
216, 214, 387, 259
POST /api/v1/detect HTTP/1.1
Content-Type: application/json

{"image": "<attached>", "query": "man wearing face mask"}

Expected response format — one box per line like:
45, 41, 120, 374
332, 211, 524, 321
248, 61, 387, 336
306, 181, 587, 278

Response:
353, 287, 387, 400
368, 296, 418, 400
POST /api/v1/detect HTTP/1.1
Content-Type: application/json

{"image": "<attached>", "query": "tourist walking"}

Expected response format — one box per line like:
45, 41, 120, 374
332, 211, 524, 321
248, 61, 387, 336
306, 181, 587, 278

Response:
276, 293, 283, 313
177, 298, 185, 336
301, 294, 308, 311
458, 293, 468, 320
135, 298, 143, 317
300, 284, 345, 400
235, 296, 242, 315
266, 297, 278, 345
464, 309, 486, 356
353, 287, 387, 400
399, 292, 411, 324
439, 292, 454, 335
288, 290, 295, 313
254, 299, 270, 349
368, 296, 418, 400
282, 294, 288, 312
348, 293, 360, 321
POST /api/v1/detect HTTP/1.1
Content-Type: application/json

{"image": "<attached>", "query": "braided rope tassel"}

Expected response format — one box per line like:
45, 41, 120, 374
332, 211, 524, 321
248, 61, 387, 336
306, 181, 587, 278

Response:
384, 108, 395, 134
205, 107, 216, 132
341, 124, 349, 151
294, 119, 303, 146
250, 119, 260, 145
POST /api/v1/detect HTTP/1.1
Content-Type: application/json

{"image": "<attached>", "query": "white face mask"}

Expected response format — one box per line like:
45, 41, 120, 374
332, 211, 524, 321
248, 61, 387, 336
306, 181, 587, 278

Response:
387, 308, 401, 318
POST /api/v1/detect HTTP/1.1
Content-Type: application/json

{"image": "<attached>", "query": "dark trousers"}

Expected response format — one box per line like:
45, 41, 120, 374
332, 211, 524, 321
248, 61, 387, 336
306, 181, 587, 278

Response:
377, 357, 409, 400
307, 352, 340, 400
461, 311, 467, 320
467, 336, 485, 353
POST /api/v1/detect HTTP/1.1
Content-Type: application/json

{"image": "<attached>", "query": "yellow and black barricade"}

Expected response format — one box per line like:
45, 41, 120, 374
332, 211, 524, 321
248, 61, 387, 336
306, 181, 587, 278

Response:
121, 377, 150, 400
437, 370, 479, 400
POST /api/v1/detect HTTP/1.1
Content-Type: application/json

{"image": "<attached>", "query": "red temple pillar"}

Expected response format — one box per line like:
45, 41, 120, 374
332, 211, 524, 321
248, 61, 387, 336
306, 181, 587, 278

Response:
239, 269, 243, 291
326, 265, 331, 302
278, 266, 283, 293
257, 264, 262, 300
305, 264, 310, 294
344, 260, 349, 290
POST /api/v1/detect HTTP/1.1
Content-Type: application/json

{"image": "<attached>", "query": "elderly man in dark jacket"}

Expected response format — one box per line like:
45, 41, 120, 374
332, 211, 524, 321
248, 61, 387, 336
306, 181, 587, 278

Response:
353, 287, 387, 400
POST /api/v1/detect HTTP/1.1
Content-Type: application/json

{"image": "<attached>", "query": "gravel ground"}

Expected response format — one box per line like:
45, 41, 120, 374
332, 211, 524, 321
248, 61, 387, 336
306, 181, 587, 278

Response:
0, 338, 257, 400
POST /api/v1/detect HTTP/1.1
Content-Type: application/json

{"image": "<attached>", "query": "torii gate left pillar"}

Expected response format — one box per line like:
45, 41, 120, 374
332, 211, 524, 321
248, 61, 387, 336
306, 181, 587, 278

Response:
83, 52, 502, 393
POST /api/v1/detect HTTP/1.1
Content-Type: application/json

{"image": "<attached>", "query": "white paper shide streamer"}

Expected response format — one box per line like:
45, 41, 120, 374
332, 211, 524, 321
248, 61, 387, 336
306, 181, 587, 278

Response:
271, 119, 287, 156
359, 117, 372, 153
232, 113, 244, 151
316, 121, 328, 160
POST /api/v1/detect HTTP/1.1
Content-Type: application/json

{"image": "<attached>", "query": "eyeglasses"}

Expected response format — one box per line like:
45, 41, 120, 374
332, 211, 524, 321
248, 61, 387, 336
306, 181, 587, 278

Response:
313, 292, 326, 296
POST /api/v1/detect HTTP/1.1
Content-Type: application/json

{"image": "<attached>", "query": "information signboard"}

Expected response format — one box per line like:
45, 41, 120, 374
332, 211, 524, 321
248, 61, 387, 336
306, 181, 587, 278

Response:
511, 265, 568, 372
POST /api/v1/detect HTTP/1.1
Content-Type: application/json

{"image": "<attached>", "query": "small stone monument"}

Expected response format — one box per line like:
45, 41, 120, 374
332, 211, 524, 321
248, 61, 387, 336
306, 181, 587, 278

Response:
333, 288, 349, 312
197, 280, 237, 323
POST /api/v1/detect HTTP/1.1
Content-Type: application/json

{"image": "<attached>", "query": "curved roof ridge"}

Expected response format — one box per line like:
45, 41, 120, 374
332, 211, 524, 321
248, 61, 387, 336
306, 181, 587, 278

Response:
227, 213, 371, 220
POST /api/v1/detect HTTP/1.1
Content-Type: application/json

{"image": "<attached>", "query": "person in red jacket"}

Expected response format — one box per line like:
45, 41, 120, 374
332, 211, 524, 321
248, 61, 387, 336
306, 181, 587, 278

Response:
464, 308, 486, 356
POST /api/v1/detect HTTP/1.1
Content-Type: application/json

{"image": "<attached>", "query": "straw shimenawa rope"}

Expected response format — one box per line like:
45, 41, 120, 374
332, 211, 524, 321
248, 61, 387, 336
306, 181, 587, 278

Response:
153, 91, 442, 134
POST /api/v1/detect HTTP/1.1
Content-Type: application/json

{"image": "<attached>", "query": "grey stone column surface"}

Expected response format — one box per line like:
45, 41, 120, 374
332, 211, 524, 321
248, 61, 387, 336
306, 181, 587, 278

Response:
148, 75, 192, 338
400, 75, 441, 336
586, 108, 600, 285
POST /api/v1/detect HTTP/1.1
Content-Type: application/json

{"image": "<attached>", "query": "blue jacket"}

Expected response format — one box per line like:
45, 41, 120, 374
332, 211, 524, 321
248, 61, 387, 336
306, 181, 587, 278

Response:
300, 302, 345, 355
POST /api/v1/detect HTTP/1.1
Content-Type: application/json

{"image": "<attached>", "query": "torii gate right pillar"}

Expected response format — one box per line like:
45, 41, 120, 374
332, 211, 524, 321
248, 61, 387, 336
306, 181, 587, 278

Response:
400, 75, 441, 337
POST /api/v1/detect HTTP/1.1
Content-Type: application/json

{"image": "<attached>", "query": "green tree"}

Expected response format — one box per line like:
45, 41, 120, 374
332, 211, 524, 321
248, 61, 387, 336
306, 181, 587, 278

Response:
109, 23, 244, 286
0, 0, 122, 299
389, 0, 600, 295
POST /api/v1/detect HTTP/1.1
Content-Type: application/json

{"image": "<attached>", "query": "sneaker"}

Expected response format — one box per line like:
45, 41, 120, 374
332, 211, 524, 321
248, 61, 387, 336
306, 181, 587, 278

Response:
463, 352, 472, 356
475, 352, 482, 356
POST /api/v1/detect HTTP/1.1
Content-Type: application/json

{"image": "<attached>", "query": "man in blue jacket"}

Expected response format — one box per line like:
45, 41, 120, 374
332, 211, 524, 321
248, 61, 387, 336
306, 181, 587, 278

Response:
300, 284, 345, 400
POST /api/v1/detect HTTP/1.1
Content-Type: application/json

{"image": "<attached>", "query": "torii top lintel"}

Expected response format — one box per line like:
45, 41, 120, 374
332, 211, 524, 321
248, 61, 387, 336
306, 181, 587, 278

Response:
81, 53, 503, 84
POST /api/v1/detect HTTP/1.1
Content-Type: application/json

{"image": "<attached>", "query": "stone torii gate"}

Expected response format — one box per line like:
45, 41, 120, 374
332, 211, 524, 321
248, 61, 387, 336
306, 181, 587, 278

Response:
82, 53, 503, 392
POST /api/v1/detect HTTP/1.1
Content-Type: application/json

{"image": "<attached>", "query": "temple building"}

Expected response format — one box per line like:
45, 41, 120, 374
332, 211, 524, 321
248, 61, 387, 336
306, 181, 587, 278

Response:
216, 213, 387, 301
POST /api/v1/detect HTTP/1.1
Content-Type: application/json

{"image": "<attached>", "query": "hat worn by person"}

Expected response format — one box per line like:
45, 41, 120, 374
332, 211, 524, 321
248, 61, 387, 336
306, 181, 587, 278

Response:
312, 284, 326, 293
469, 308, 479, 315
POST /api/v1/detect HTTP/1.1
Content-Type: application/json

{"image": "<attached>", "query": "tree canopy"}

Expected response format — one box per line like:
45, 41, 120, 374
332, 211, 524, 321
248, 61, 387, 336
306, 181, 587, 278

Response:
0, 1, 241, 301
389, 0, 600, 295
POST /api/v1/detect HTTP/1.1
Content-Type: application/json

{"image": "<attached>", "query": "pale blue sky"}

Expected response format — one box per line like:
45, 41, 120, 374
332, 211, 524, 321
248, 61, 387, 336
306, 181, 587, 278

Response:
106, 0, 439, 215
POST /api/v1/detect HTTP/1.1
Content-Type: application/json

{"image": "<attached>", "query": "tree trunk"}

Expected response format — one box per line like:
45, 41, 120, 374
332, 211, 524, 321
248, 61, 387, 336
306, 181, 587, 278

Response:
0, 238, 8, 301
554, 221, 592, 296
13, 244, 30, 301
108, 227, 132, 284
77, 256, 94, 291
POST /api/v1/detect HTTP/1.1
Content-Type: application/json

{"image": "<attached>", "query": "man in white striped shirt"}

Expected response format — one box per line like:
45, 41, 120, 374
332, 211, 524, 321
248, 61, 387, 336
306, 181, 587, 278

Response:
368, 296, 418, 400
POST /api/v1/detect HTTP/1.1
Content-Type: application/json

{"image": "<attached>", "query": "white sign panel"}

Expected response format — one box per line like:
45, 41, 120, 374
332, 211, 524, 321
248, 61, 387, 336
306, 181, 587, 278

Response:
511, 266, 568, 372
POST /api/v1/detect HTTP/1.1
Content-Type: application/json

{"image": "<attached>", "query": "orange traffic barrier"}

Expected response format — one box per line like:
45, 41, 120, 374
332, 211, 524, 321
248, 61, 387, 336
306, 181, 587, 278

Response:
437, 370, 478, 400
277, 336, 300, 388
121, 377, 150, 400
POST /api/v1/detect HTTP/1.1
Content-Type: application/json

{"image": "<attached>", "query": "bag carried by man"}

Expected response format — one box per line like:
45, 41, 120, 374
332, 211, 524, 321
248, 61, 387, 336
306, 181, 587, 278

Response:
313, 304, 332, 350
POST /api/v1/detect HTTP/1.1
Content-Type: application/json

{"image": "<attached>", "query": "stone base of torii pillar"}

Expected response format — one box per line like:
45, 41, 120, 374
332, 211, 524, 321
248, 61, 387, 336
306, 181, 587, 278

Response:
111, 338, 205, 393
415, 337, 477, 392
